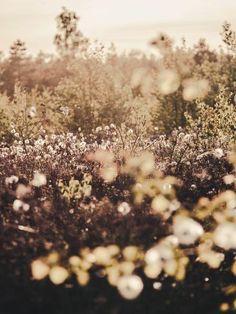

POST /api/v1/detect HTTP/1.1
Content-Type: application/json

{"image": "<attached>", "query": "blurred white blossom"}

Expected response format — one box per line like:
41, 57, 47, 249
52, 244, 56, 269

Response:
157, 69, 180, 95
173, 216, 204, 245
117, 275, 143, 299
182, 78, 210, 101
213, 222, 236, 250
32, 172, 47, 187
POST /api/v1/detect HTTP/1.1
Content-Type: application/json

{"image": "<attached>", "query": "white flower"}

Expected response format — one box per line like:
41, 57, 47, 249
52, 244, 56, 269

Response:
49, 266, 69, 285
60, 106, 69, 116
213, 222, 236, 250
144, 247, 162, 278
13, 199, 24, 211
153, 282, 162, 290
32, 172, 47, 187
28, 106, 37, 118
157, 69, 180, 95
213, 148, 224, 158
31, 260, 50, 280
182, 78, 209, 101
223, 175, 235, 185
5, 175, 19, 185
117, 202, 131, 215
173, 216, 204, 245
197, 241, 224, 269
144, 263, 162, 279
100, 165, 118, 182
117, 275, 143, 300
79, 141, 86, 149
35, 139, 44, 146
151, 195, 169, 214
93, 246, 111, 265
22, 203, 30, 212
13, 199, 30, 212
145, 247, 161, 264
156, 241, 175, 260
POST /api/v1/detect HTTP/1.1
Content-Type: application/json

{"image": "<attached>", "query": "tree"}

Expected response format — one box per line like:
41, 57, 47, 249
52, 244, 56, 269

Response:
54, 7, 89, 57
1, 40, 29, 95
9, 39, 28, 81
193, 39, 217, 65
9, 39, 27, 63
221, 21, 236, 54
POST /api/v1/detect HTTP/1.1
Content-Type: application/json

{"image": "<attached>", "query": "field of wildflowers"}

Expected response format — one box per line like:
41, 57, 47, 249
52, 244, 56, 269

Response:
0, 7, 236, 314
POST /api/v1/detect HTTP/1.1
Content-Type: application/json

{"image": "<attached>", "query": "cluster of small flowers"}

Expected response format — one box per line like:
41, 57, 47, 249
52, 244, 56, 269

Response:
28, 149, 235, 303
31, 240, 188, 300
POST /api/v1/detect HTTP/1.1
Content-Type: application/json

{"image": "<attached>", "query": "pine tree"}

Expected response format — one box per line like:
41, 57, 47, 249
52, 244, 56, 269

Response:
54, 7, 89, 57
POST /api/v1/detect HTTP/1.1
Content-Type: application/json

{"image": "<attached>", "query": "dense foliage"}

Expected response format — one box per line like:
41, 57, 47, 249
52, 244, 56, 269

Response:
0, 8, 236, 314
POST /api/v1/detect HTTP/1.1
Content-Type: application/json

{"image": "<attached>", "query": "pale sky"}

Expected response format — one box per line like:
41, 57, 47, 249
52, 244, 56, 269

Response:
0, 0, 236, 55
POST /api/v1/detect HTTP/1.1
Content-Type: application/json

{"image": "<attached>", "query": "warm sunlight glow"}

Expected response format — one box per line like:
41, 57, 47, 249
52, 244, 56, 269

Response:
0, 0, 235, 54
